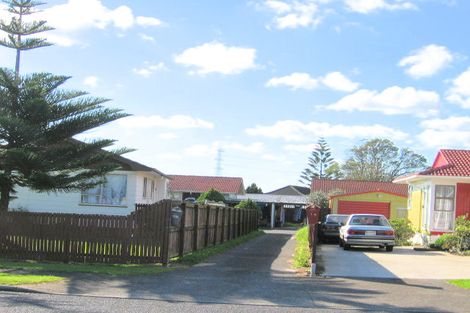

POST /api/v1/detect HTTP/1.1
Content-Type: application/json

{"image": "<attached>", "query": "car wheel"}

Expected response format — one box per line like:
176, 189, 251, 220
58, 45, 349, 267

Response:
339, 239, 344, 247
343, 244, 350, 250
386, 246, 393, 252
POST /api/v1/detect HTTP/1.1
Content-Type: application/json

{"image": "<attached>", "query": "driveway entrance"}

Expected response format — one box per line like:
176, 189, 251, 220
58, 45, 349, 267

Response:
319, 244, 470, 279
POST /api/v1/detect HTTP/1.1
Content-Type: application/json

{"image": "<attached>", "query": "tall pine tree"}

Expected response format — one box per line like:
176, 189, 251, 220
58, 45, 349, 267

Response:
0, 0, 131, 211
299, 138, 335, 186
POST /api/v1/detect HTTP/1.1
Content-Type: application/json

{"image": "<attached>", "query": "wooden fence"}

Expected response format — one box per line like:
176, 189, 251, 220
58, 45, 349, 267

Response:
0, 200, 259, 264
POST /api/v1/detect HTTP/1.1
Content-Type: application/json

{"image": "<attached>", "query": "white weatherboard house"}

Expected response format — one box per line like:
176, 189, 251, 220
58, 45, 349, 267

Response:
10, 155, 170, 216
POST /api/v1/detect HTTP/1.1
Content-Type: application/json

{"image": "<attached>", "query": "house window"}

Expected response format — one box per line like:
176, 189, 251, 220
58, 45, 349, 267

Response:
81, 174, 127, 206
143, 178, 148, 198
433, 185, 455, 230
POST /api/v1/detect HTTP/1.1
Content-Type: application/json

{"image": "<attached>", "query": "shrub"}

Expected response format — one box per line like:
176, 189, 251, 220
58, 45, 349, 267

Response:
197, 188, 225, 203
431, 216, 470, 253
235, 199, 260, 211
389, 218, 414, 246
432, 233, 457, 250
308, 191, 329, 209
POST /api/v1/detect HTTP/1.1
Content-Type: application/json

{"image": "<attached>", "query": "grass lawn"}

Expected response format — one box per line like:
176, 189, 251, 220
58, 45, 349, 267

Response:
177, 230, 264, 265
449, 279, 470, 289
0, 260, 173, 276
293, 226, 311, 269
0, 273, 63, 286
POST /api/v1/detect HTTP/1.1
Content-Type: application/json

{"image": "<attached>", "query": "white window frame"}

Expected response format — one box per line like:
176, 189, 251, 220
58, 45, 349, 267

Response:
143, 177, 148, 198
432, 185, 456, 231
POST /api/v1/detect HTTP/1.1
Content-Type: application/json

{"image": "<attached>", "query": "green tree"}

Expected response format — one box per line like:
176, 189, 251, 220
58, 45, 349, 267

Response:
0, 0, 130, 211
197, 188, 225, 203
299, 138, 335, 186
245, 183, 262, 194
308, 191, 329, 209
235, 199, 260, 211
342, 138, 427, 182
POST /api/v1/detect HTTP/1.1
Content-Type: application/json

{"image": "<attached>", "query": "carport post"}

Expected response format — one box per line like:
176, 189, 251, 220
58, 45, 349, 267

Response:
270, 203, 275, 229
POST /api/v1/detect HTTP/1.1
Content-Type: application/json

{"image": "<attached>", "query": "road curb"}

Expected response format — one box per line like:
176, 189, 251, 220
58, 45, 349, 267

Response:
0, 285, 45, 294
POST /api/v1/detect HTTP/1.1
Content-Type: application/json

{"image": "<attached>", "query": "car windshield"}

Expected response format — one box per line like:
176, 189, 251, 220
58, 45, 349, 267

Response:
326, 215, 349, 224
349, 215, 390, 226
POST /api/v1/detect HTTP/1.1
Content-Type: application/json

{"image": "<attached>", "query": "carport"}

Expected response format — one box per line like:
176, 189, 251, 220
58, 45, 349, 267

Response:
234, 194, 308, 228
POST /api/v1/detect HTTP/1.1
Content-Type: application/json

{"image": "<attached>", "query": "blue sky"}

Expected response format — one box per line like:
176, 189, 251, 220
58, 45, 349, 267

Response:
1, 0, 470, 191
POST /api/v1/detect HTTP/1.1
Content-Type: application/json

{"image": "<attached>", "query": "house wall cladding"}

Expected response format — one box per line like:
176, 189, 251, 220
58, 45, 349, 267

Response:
457, 183, 470, 218
0, 200, 258, 264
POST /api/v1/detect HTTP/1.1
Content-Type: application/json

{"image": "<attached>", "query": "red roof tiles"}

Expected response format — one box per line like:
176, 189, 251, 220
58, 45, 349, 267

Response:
169, 175, 245, 194
421, 149, 470, 177
311, 179, 408, 197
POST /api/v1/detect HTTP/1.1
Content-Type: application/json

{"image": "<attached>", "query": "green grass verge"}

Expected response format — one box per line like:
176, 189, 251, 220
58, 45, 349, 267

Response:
293, 226, 310, 269
449, 279, 470, 289
0, 273, 63, 286
0, 260, 172, 276
177, 230, 264, 265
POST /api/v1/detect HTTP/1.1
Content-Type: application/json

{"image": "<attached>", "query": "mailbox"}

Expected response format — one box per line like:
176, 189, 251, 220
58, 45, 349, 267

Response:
306, 205, 321, 225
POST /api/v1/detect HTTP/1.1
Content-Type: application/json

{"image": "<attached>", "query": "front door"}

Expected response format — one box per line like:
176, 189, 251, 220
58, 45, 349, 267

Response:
456, 183, 470, 218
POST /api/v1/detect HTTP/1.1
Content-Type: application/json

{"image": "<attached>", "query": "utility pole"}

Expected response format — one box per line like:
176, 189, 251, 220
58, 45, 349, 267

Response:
215, 148, 224, 176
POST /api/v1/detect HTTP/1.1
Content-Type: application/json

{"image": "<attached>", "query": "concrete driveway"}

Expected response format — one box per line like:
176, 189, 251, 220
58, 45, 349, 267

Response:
318, 244, 470, 279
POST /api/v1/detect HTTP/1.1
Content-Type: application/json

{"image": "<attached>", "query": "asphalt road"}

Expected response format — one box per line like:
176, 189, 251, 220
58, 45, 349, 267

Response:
1, 230, 469, 312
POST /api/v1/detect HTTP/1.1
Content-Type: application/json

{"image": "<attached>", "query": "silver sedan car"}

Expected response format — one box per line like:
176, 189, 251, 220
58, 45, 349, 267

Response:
339, 214, 395, 252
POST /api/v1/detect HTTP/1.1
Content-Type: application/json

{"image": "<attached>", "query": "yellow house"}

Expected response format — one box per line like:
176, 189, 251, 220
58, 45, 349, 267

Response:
394, 149, 470, 243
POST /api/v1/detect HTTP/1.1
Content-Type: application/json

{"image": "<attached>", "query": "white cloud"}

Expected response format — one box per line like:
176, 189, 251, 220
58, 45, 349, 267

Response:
136, 16, 163, 27
133, 62, 167, 77
398, 44, 454, 78
246, 120, 409, 142
139, 33, 156, 43
324, 86, 439, 117
266, 72, 318, 90
263, 0, 324, 29
83, 76, 99, 88
158, 133, 179, 140
321, 71, 360, 92
0, 0, 166, 47
266, 71, 359, 92
344, 0, 417, 14
118, 115, 215, 130
446, 67, 470, 108
418, 116, 470, 148
174, 42, 257, 75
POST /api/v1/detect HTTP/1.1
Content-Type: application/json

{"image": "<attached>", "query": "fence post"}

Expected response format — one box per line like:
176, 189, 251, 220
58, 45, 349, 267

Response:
63, 215, 71, 263
193, 205, 199, 252
237, 209, 241, 238
161, 200, 172, 266
204, 206, 210, 247
213, 207, 219, 245
220, 207, 226, 243
178, 203, 187, 258
227, 208, 232, 241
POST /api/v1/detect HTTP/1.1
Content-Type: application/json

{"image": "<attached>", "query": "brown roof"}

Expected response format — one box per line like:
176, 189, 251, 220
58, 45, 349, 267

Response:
420, 149, 470, 177
169, 175, 245, 194
311, 179, 408, 197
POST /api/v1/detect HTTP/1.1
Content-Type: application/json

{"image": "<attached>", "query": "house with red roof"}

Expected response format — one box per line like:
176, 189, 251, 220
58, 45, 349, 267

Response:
311, 179, 408, 219
394, 149, 470, 241
169, 175, 245, 201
